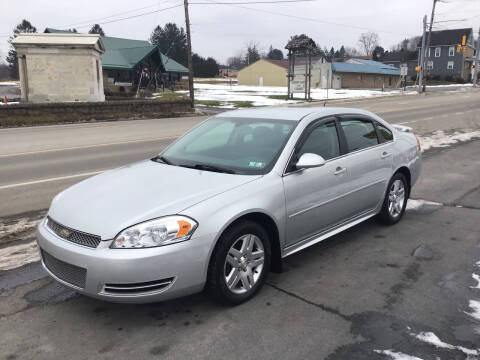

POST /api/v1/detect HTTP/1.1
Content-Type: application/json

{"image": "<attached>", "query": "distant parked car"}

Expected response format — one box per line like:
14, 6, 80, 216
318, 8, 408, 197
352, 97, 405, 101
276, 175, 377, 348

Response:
37, 107, 422, 304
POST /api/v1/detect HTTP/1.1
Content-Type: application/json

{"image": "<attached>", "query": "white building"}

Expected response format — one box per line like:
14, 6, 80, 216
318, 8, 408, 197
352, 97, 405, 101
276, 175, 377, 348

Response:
12, 33, 105, 103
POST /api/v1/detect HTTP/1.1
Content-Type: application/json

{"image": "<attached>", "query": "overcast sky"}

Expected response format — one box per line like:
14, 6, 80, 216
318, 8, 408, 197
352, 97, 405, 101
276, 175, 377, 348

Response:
1, 0, 479, 64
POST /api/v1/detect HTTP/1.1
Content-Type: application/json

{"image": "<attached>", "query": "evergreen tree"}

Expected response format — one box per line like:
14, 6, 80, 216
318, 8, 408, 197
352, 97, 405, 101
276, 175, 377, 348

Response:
88, 24, 105, 36
267, 46, 284, 60
6, 19, 37, 78
150, 23, 187, 66
339, 45, 346, 58
245, 43, 260, 65
192, 53, 219, 77
372, 46, 385, 61
329, 46, 335, 58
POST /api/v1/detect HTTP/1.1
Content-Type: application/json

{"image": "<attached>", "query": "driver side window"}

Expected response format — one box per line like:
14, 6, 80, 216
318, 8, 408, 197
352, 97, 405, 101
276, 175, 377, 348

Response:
297, 121, 340, 160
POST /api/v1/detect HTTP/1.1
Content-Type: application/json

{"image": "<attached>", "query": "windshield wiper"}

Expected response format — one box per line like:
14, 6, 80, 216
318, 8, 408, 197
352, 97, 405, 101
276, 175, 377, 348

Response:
152, 155, 172, 165
180, 163, 236, 174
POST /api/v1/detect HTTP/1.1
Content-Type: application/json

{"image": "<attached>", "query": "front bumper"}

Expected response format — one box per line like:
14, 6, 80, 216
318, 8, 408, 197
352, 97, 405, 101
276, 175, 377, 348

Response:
36, 219, 215, 303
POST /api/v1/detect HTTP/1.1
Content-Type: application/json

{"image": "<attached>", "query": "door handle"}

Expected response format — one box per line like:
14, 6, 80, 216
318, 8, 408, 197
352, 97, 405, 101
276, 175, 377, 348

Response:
381, 152, 392, 159
334, 167, 346, 175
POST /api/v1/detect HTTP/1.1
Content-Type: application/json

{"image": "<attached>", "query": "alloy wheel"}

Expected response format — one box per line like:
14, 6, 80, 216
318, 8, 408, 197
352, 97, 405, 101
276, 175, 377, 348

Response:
388, 179, 406, 218
224, 234, 265, 294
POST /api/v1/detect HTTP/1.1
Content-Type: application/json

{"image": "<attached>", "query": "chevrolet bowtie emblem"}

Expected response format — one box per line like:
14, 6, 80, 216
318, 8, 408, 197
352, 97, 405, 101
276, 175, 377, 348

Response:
59, 228, 71, 238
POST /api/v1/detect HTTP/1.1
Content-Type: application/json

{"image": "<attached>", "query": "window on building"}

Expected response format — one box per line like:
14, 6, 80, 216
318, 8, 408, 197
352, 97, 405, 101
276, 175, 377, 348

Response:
435, 47, 441, 57
449, 46, 455, 56
427, 61, 433, 70
447, 61, 454, 70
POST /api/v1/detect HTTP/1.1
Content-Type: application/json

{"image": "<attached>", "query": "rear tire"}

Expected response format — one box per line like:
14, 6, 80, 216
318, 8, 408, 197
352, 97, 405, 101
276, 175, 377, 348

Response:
207, 220, 271, 305
378, 172, 409, 225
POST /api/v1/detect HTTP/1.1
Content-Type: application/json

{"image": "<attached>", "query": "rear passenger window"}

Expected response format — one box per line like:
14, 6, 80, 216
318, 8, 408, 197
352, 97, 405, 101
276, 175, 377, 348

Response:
376, 123, 393, 142
340, 119, 378, 152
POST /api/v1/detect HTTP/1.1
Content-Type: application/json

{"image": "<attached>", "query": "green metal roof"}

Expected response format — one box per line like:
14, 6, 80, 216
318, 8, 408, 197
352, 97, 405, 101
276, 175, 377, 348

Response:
101, 36, 151, 50
43, 31, 188, 73
160, 53, 188, 73
101, 36, 188, 73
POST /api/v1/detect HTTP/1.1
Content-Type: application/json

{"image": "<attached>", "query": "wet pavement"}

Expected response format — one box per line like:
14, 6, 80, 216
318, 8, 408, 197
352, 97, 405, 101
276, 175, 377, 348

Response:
1, 141, 480, 359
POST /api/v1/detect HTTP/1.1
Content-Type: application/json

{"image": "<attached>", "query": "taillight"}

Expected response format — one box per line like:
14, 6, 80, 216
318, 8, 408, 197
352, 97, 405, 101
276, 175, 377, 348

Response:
415, 135, 421, 152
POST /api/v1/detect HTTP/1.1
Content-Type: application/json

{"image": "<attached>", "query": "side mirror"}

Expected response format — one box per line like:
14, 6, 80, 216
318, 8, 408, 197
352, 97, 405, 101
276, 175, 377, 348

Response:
296, 153, 326, 170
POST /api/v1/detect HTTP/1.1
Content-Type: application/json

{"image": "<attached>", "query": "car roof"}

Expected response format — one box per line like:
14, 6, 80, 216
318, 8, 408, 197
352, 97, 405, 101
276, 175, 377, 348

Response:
218, 106, 376, 122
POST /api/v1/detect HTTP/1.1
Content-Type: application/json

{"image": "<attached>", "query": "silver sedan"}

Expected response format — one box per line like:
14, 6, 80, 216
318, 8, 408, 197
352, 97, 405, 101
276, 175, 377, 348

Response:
37, 107, 422, 304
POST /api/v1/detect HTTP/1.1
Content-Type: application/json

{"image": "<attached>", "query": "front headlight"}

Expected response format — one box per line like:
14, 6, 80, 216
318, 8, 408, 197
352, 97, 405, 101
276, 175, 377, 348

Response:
111, 216, 198, 249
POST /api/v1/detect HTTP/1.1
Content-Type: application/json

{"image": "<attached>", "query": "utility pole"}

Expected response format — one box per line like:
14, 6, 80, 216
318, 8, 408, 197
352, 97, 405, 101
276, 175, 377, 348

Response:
418, 15, 427, 93
184, 0, 194, 106
473, 27, 480, 87
422, 0, 438, 92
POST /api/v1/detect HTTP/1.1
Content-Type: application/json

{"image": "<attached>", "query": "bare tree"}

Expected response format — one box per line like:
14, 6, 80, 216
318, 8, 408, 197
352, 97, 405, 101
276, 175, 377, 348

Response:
358, 31, 380, 57
391, 36, 421, 52
343, 46, 359, 58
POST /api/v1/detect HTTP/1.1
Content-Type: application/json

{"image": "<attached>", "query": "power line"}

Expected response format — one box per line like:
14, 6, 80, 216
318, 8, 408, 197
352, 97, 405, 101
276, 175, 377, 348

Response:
200, 0, 413, 37
0, 0, 316, 36
58, 0, 180, 29
0, 2, 184, 36
191, 0, 317, 3
73, 3, 184, 29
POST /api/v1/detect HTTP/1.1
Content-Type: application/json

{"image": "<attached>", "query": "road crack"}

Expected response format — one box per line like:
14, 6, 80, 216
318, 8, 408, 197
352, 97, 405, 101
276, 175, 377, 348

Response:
265, 282, 350, 321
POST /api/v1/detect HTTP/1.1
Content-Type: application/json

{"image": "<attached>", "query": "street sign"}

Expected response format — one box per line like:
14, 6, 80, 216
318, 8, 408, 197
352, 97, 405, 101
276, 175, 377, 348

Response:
400, 65, 408, 76
291, 80, 305, 93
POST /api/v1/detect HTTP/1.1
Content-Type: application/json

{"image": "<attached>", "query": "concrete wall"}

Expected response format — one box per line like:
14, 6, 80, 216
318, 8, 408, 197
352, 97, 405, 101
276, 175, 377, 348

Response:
294, 59, 332, 89
0, 99, 192, 127
237, 59, 287, 86
16, 47, 105, 103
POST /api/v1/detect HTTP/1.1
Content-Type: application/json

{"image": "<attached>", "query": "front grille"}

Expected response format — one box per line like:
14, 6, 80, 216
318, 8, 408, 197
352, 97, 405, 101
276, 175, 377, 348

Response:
41, 249, 87, 289
47, 217, 101, 248
103, 278, 175, 295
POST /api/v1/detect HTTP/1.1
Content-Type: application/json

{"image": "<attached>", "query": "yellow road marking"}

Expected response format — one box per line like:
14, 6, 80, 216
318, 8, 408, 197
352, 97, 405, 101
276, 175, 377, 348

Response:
0, 136, 178, 158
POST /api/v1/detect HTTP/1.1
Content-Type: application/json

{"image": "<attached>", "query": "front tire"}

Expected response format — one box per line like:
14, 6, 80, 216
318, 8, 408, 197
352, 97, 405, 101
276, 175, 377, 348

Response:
378, 172, 409, 225
207, 220, 271, 304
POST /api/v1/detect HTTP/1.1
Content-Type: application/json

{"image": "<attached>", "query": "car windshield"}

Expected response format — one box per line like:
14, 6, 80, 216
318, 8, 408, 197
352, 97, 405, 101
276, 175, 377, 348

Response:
157, 117, 297, 175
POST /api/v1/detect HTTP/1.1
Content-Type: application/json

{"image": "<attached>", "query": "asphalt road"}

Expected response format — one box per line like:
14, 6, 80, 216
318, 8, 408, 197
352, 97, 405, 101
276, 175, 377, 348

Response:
1, 137, 480, 359
0, 88, 479, 218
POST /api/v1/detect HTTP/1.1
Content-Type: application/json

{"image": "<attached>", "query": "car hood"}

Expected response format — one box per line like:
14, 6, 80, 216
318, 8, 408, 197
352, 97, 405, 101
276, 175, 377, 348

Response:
48, 160, 261, 239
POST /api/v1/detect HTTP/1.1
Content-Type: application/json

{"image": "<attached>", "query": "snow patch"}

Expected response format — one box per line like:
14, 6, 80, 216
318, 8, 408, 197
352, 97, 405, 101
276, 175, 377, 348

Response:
418, 130, 480, 152
471, 274, 480, 289
184, 83, 409, 107
0, 102, 20, 106
406, 199, 442, 211
411, 331, 479, 356
0, 81, 19, 86
465, 300, 480, 322
0, 241, 39, 271
374, 349, 424, 360
0, 218, 42, 238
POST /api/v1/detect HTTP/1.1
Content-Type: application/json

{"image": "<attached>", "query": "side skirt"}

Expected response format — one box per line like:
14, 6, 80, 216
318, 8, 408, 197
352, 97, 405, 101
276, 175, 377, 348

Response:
282, 210, 377, 258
